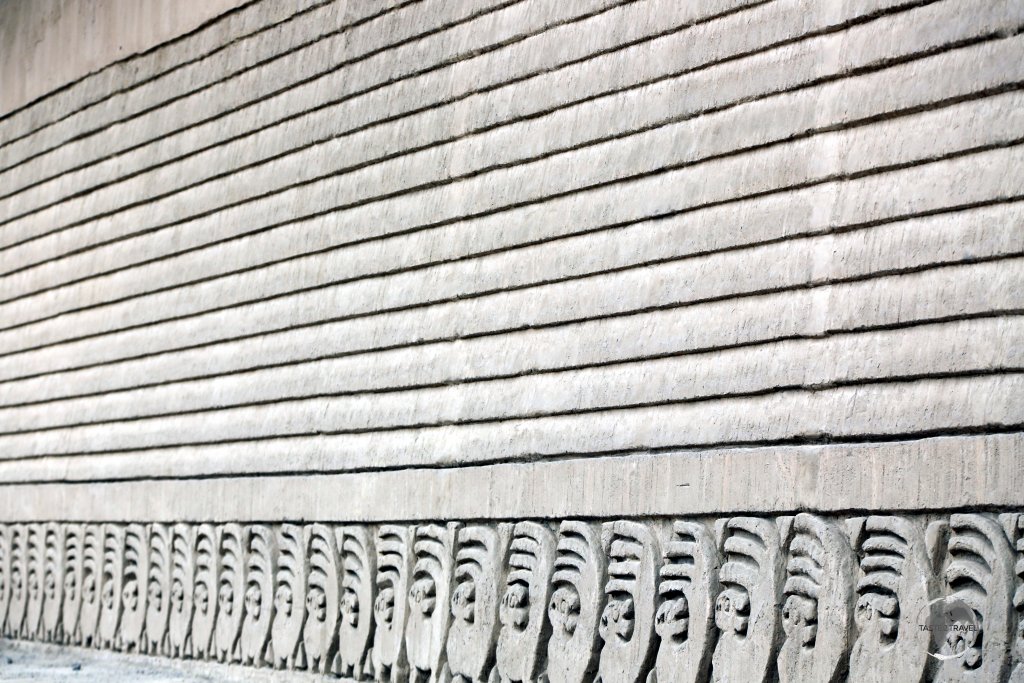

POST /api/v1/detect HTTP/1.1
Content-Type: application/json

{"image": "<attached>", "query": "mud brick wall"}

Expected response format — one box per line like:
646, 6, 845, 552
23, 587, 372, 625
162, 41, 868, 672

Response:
0, 1, 1022, 680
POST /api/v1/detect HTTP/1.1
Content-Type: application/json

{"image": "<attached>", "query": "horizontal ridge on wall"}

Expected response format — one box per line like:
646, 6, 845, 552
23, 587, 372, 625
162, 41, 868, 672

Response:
0, 511, 1022, 682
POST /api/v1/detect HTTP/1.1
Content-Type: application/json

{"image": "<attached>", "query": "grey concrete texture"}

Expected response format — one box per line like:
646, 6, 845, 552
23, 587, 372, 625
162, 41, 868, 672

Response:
0, 0, 308, 136
0, 0, 247, 120
3, 34, 1022, 337
1, 515, 1023, 681
0, 0, 595, 194
4, 0, 986, 240
4, 110, 1019, 378
2, 0, 1018, 301
0, 434, 1019, 522
1, 0, 1023, 678
0, 145, 1015, 400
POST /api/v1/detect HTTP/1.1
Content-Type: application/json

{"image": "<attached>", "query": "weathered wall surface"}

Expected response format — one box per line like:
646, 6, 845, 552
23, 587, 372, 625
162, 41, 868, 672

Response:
0, 0, 1022, 680
0, 0, 248, 116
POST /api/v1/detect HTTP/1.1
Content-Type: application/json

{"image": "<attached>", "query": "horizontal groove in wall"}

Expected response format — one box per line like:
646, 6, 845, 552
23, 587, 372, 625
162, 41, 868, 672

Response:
0, 0, 315, 141
0, 86, 1019, 366
0, 0, 974, 278
0, 136, 1014, 388
0, 371, 1020, 465
0, 0, 760, 226
0, 233, 1019, 398
1, 93, 1020, 369
0, 0, 941, 243
0, 317, 1016, 451
1, 0, 1020, 515
0, 192, 1017, 407
2, 93, 1019, 347
0, 0, 521, 175
0, 214, 1019, 392
0, 0, 737, 270
2, 23, 1018, 325
0, 193, 1020, 409
0, 0, 614, 206
0, 434, 1018, 517
0, 212, 1018, 429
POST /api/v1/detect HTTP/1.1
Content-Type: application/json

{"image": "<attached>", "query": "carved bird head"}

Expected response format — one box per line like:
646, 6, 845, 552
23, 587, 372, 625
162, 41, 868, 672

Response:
599, 595, 636, 642
63, 572, 78, 601
855, 593, 899, 644
122, 579, 140, 611
548, 586, 581, 635
655, 596, 690, 642
340, 589, 360, 625
409, 577, 437, 616
374, 586, 395, 624
171, 579, 185, 612
82, 574, 97, 604
218, 581, 235, 615
245, 582, 262, 619
714, 587, 750, 636
194, 582, 210, 613
44, 568, 58, 600
499, 583, 530, 629
306, 586, 327, 622
101, 577, 116, 609
782, 594, 818, 648
274, 584, 293, 617
451, 580, 476, 622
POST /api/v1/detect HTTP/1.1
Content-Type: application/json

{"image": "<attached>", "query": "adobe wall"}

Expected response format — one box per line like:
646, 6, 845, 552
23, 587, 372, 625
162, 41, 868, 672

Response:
0, 1, 1022, 680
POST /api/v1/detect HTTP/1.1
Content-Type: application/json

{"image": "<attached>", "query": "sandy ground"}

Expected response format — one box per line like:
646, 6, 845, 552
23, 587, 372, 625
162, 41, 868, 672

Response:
0, 640, 294, 682
0, 644, 222, 682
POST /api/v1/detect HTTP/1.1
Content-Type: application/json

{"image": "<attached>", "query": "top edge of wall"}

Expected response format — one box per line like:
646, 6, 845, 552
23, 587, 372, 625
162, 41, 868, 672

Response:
0, 0, 247, 117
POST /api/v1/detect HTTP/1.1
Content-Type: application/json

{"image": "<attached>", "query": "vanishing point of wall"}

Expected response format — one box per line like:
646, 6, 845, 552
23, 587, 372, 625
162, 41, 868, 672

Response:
0, 1, 1022, 681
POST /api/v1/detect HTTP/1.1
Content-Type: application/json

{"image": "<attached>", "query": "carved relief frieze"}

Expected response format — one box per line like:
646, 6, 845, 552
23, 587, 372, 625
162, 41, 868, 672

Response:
0, 511, 1020, 682
596, 521, 659, 683
120, 523, 150, 652
651, 521, 720, 683
61, 524, 83, 645
546, 521, 607, 683
496, 521, 556, 683
374, 524, 415, 683
935, 514, 1016, 682
406, 523, 458, 683
337, 525, 377, 679
0, 525, 10, 638
25, 523, 45, 639
168, 523, 196, 658
711, 517, 783, 683
241, 524, 276, 667
42, 523, 65, 642
272, 523, 308, 670
778, 514, 855, 683
214, 523, 247, 663
7, 524, 27, 638
447, 523, 512, 683
78, 524, 102, 647
98, 523, 125, 649
848, 515, 938, 683
191, 523, 219, 659
146, 523, 173, 655
305, 523, 342, 673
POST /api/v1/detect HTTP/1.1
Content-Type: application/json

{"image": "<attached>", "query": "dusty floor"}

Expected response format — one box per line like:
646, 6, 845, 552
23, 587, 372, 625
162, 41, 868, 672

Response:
0, 646, 217, 682
0, 640, 292, 682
